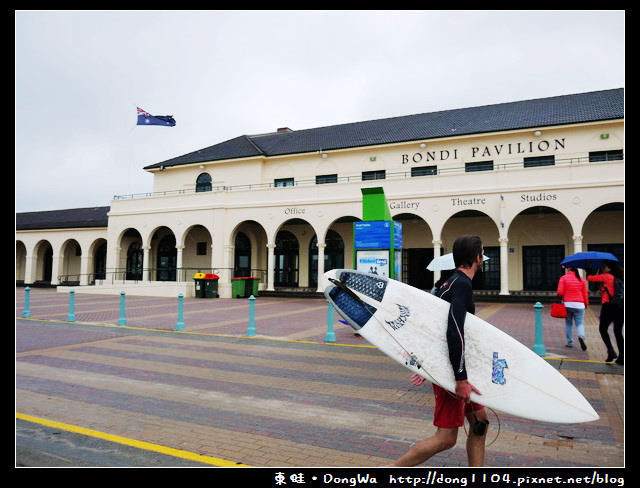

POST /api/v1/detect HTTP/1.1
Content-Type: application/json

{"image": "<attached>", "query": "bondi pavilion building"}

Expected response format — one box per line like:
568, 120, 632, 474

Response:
16, 88, 624, 299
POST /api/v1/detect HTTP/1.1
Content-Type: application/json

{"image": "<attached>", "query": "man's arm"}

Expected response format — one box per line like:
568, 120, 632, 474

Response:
446, 291, 468, 382
446, 278, 482, 402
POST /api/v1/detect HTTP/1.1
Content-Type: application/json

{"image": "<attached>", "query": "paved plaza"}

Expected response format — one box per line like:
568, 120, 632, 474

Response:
16, 287, 624, 468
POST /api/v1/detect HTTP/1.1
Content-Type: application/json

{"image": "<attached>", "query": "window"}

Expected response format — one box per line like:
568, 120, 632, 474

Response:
411, 166, 437, 177
316, 174, 338, 185
126, 242, 143, 281
274, 230, 299, 287
477, 246, 499, 290
465, 161, 493, 172
274, 178, 294, 187
522, 245, 564, 291
589, 150, 623, 162
234, 232, 251, 277
524, 155, 555, 168
362, 170, 386, 181
157, 235, 177, 281
196, 173, 212, 192
196, 242, 207, 256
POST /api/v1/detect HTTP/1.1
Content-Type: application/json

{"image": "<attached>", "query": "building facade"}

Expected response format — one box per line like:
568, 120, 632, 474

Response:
16, 89, 624, 298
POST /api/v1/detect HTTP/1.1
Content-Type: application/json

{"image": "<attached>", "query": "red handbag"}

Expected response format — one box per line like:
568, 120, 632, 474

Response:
550, 303, 567, 318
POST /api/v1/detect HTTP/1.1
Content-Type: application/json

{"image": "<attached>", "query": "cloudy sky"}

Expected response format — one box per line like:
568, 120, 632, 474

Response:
15, 10, 624, 213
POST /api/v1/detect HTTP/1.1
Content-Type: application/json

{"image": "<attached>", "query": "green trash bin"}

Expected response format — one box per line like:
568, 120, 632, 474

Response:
193, 273, 206, 298
204, 273, 219, 298
231, 277, 258, 298
231, 277, 248, 298
248, 276, 259, 297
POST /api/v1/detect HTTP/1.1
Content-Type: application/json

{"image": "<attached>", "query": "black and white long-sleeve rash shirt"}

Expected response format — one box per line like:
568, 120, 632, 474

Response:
436, 269, 475, 381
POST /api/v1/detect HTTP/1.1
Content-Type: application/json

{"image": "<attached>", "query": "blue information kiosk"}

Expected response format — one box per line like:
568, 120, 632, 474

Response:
354, 187, 403, 280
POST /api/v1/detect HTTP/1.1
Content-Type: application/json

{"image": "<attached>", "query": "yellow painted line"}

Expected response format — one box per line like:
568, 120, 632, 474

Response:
16, 316, 376, 349
16, 412, 252, 467
545, 357, 615, 364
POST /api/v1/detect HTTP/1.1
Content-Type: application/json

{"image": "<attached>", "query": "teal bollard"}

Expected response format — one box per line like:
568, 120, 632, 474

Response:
532, 302, 546, 356
118, 291, 127, 326
325, 302, 336, 342
22, 287, 31, 318
175, 293, 185, 331
67, 290, 76, 322
246, 295, 256, 336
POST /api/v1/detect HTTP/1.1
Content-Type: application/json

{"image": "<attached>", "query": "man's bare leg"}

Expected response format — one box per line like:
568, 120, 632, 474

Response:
388, 428, 458, 467
466, 408, 488, 467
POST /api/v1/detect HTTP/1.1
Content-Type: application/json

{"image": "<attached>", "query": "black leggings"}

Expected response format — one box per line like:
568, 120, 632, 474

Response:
599, 302, 624, 356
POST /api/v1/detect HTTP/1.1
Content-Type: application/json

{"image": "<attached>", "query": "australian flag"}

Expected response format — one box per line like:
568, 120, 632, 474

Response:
137, 107, 176, 127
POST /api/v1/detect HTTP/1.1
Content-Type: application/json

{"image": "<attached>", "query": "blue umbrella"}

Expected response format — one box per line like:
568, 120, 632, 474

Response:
561, 251, 619, 269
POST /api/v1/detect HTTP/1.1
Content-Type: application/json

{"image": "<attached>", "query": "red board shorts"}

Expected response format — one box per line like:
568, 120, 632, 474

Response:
432, 384, 484, 428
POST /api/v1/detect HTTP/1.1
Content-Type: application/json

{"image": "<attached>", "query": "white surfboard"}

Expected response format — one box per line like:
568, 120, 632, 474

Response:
324, 269, 599, 424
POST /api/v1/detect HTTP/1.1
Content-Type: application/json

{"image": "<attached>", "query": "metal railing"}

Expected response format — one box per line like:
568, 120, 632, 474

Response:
113, 154, 622, 201
57, 268, 267, 286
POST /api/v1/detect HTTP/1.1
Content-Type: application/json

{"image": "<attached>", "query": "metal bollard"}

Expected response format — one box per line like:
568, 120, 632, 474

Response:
325, 302, 336, 342
246, 295, 256, 336
22, 287, 31, 318
532, 302, 546, 356
67, 289, 76, 322
175, 293, 185, 331
118, 291, 127, 326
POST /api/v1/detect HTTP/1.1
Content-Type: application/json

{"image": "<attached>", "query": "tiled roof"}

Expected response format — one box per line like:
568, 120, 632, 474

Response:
16, 206, 110, 230
145, 88, 624, 170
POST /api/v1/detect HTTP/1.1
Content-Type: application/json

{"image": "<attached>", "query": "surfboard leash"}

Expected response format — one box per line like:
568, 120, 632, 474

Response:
465, 408, 501, 446
329, 277, 501, 444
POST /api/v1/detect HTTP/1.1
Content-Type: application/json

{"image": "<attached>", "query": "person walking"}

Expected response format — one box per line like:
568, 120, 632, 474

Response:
556, 267, 589, 351
587, 260, 624, 365
388, 235, 488, 467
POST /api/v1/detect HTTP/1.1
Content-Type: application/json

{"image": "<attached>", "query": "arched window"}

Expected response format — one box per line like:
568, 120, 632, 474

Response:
309, 230, 344, 287
126, 242, 143, 281
234, 232, 251, 277
274, 231, 299, 287
157, 235, 177, 281
196, 173, 212, 192
94, 242, 107, 280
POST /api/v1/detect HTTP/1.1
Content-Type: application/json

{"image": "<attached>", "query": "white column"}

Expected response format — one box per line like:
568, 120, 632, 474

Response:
432, 239, 442, 282
499, 237, 509, 295
176, 245, 184, 281
51, 254, 61, 285
80, 255, 90, 285
112, 246, 121, 282
572, 235, 583, 254
267, 243, 275, 291
142, 245, 151, 282
24, 253, 36, 284
316, 242, 326, 292
572, 235, 584, 277
222, 244, 233, 282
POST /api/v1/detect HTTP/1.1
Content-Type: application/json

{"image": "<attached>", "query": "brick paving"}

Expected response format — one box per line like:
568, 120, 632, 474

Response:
15, 287, 624, 467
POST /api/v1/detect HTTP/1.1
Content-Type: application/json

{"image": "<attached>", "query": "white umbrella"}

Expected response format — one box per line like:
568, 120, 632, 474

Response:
427, 253, 489, 271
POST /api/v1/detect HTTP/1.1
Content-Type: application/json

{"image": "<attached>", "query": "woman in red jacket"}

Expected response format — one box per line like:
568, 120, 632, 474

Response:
557, 268, 589, 351
587, 260, 624, 365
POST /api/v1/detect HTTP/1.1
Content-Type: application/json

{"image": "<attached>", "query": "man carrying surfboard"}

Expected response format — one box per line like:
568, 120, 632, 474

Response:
389, 235, 489, 467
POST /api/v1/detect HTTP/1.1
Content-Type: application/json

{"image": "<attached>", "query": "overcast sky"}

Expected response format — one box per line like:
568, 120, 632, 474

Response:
15, 10, 624, 213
